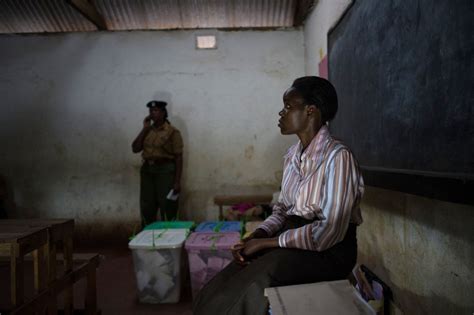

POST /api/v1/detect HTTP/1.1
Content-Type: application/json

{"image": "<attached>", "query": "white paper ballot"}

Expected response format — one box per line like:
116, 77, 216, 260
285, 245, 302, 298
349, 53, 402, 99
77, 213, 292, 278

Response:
166, 190, 179, 201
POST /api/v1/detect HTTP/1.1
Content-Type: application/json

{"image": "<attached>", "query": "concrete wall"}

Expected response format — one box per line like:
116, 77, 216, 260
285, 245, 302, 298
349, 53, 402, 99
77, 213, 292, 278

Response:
359, 188, 474, 314
304, 1, 474, 314
303, 0, 352, 75
0, 29, 303, 241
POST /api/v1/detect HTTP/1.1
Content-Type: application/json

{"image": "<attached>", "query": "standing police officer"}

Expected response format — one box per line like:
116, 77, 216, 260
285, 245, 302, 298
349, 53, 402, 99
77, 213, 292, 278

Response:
132, 101, 183, 228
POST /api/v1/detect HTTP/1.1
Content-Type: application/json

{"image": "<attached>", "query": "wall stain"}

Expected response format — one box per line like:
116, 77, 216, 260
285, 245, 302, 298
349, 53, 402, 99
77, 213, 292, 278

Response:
244, 145, 254, 160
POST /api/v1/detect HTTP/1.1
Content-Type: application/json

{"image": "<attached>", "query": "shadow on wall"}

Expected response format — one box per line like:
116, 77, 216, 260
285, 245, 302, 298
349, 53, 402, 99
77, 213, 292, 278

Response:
153, 91, 192, 221
168, 116, 189, 220
161, 92, 288, 222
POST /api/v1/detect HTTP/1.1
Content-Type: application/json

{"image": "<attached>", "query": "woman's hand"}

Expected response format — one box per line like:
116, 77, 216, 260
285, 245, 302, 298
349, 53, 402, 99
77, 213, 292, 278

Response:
231, 241, 247, 264
234, 228, 267, 262
132, 117, 152, 153
143, 116, 152, 129
231, 231, 278, 264
231, 231, 259, 265
241, 238, 279, 257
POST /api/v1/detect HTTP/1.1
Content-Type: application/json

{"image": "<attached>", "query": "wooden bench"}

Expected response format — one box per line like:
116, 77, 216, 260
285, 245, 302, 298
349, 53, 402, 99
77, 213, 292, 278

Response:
214, 194, 273, 220
10, 253, 103, 315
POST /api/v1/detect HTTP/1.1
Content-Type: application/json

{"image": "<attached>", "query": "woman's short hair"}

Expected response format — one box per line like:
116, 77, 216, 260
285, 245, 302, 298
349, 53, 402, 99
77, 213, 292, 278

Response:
291, 76, 338, 123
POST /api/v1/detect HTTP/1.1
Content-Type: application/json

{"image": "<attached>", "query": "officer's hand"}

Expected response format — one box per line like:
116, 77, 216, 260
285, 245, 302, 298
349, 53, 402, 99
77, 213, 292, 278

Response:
143, 116, 152, 128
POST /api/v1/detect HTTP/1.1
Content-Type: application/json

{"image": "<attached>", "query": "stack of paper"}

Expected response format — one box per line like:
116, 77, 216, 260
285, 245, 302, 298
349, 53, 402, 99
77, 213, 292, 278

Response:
264, 280, 375, 315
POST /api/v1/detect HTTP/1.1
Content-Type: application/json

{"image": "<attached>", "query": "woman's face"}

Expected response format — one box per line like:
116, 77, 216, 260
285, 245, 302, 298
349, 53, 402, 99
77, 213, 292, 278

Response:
149, 107, 165, 122
278, 88, 310, 135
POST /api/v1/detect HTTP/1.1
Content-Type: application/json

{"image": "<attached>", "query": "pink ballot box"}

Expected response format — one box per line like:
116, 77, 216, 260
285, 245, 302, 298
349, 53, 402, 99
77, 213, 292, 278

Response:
185, 232, 241, 298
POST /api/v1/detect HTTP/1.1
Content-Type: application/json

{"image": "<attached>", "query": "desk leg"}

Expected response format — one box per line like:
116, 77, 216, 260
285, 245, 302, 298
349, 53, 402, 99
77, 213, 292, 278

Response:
11, 244, 24, 307
85, 263, 97, 315
63, 237, 74, 315
48, 242, 57, 315
33, 244, 47, 293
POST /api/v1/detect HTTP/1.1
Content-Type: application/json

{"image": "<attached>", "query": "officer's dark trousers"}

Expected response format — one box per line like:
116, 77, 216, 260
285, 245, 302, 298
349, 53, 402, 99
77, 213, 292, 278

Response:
193, 216, 358, 315
140, 162, 178, 228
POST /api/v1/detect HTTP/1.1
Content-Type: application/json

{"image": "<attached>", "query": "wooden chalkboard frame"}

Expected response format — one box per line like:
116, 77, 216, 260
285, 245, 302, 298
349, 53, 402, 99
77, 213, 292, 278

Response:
360, 167, 474, 205
327, 1, 474, 205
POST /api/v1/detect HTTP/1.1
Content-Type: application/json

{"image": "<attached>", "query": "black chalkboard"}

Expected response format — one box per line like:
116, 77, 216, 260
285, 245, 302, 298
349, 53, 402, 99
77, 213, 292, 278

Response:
328, 0, 474, 204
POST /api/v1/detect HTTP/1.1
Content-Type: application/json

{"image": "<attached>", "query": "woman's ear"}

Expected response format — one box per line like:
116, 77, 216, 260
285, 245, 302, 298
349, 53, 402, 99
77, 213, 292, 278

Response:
307, 105, 318, 116
307, 105, 323, 126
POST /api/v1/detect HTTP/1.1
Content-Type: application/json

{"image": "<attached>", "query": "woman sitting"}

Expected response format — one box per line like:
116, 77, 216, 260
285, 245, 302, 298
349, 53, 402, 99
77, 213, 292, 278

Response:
193, 76, 364, 315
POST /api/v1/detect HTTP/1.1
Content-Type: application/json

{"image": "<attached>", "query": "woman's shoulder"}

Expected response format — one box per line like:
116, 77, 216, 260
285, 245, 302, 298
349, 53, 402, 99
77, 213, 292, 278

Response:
327, 137, 347, 151
326, 136, 357, 162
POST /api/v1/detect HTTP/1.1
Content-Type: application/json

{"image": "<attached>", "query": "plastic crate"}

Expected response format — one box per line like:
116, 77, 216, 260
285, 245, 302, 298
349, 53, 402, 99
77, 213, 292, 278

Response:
195, 221, 242, 233
129, 229, 188, 303
144, 221, 195, 231
185, 231, 241, 298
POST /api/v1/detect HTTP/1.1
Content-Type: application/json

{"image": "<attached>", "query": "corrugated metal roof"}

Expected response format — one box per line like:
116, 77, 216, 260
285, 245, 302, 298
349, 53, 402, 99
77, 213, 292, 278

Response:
0, 0, 97, 33
0, 0, 314, 34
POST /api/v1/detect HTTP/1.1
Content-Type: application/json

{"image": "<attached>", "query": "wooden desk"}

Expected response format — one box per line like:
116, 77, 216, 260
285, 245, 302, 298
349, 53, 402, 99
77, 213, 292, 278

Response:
0, 225, 49, 307
0, 219, 75, 314
214, 194, 273, 220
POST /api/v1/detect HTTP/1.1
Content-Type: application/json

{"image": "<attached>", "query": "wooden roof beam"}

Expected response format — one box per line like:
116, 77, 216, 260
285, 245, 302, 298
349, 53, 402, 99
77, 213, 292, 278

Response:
294, 0, 317, 26
67, 0, 107, 30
